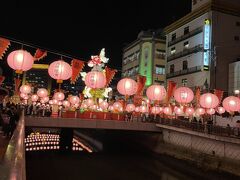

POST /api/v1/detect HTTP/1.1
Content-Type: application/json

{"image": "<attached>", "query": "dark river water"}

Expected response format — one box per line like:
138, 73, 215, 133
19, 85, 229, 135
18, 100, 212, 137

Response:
26, 150, 239, 180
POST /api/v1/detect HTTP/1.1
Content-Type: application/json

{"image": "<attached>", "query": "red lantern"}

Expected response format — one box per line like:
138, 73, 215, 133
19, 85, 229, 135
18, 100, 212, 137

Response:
146, 85, 166, 101
195, 107, 205, 115
7, 50, 34, 73
185, 107, 194, 116
49, 100, 53, 105
48, 60, 72, 83
52, 99, 58, 105
20, 93, 28, 99
174, 107, 183, 115
99, 101, 109, 110
31, 94, 39, 102
108, 105, 114, 111
217, 107, 225, 114
53, 92, 65, 101
135, 106, 140, 112
85, 71, 106, 89
69, 96, 80, 105
207, 108, 215, 115
140, 106, 147, 113
126, 104, 136, 112
20, 85, 31, 94
151, 106, 160, 114
174, 87, 194, 104
164, 107, 172, 115
113, 102, 123, 110
200, 93, 219, 109
63, 100, 70, 107
37, 88, 48, 98
117, 78, 137, 96
42, 96, 49, 103
86, 99, 94, 107
223, 96, 240, 112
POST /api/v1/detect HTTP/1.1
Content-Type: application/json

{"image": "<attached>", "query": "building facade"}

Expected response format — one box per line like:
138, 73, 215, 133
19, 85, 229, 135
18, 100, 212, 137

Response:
122, 30, 166, 86
229, 59, 240, 95
165, 0, 240, 93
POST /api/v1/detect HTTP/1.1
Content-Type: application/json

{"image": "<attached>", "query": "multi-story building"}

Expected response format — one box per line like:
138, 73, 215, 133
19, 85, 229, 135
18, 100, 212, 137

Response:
228, 58, 240, 95
22, 64, 52, 93
122, 29, 166, 86
165, 0, 240, 93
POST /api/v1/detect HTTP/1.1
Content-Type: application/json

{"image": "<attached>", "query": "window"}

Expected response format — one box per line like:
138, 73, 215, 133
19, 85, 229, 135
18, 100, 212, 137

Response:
236, 22, 240, 26
183, 41, 189, 48
170, 64, 174, 73
171, 33, 176, 41
156, 65, 165, 75
182, 61, 188, 70
156, 49, 165, 59
170, 47, 176, 54
184, 26, 189, 35
182, 78, 187, 86
234, 36, 240, 41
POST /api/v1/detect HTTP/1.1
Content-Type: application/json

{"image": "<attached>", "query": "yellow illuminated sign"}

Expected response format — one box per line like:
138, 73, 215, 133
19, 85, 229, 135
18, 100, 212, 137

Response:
32, 64, 49, 69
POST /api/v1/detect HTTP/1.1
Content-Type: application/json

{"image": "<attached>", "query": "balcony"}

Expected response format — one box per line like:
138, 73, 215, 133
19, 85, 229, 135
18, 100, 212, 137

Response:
168, 27, 203, 47
166, 65, 202, 79
167, 44, 203, 62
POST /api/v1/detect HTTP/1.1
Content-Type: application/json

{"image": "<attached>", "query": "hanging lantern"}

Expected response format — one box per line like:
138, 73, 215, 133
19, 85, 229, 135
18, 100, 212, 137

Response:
58, 101, 62, 106
48, 60, 72, 83
63, 100, 70, 107
53, 92, 65, 101
207, 108, 215, 115
217, 107, 225, 114
174, 87, 194, 104
86, 99, 94, 107
52, 99, 58, 105
195, 107, 205, 116
140, 105, 148, 113
117, 78, 137, 96
159, 107, 164, 113
108, 105, 114, 111
135, 106, 140, 112
90, 104, 98, 110
37, 88, 48, 98
113, 102, 123, 111
42, 96, 49, 103
20, 93, 28, 99
200, 93, 219, 109
20, 84, 31, 94
185, 107, 194, 116
49, 100, 53, 105
223, 96, 240, 112
146, 85, 166, 101
164, 107, 172, 115
126, 104, 136, 112
81, 103, 88, 109
69, 96, 80, 105
151, 106, 160, 114
85, 71, 106, 89
7, 50, 34, 73
174, 107, 183, 115
99, 101, 109, 110
31, 94, 39, 102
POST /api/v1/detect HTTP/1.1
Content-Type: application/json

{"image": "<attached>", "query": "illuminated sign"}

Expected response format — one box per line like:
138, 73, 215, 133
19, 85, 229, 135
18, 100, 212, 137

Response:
203, 19, 211, 68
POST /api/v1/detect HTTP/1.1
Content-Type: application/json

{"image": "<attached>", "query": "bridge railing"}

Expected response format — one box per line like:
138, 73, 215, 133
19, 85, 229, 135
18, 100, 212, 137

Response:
159, 118, 240, 138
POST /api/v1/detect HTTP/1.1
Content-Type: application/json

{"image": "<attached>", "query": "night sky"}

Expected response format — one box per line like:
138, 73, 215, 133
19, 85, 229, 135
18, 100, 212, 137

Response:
1, 0, 191, 77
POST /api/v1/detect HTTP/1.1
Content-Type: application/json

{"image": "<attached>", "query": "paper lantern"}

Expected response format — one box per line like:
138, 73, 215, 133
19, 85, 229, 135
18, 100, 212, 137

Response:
135, 106, 140, 112
159, 107, 164, 113
195, 107, 205, 115
140, 106, 147, 113
49, 100, 53, 105
81, 103, 88, 109
52, 99, 58, 105
146, 85, 166, 101
31, 94, 39, 102
151, 106, 160, 114
58, 101, 62, 106
117, 78, 137, 96
42, 96, 49, 103
37, 88, 48, 98
99, 101, 109, 110
108, 105, 114, 111
174, 87, 194, 104
185, 107, 194, 116
20, 85, 31, 94
86, 99, 94, 107
217, 107, 225, 114
69, 96, 80, 105
126, 104, 135, 112
53, 92, 65, 101
85, 71, 106, 89
90, 104, 98, 110
20, 93, 28, 99
48, 60, 72, 83
164, 107, 172, 115
174, 107, 183, 115
63, 100, 70, 107
113, 102, 123, 110
207, 108, 215, 115
7, 50, 34, 73
223, 96, 240, 112
200, 93, 219, 109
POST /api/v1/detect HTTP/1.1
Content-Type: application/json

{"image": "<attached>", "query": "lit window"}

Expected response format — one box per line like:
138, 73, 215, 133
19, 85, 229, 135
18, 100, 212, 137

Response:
182, 78, 187, 86
156, 66, 165, 75
183, 41, 189, 48
170, 47, 176, 54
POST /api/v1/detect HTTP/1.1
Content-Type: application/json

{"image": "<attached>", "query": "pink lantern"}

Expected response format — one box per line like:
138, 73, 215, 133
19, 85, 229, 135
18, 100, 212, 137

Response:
146, 85, 166, 101
54, 92, 65, 101
20, 93, 28, 99
20, 85, 31, 94
73, 103, 79, 108
217, 107, 225, 114
69, 96, 80, 105
185, 107, 194, 116
140, 106, 148, 113
7, 50, 34, 73
195, 107, 205, 115
117, 78, 137, 96
48, 60, 72, 83
200, 93, 219, 109
99, 101, 109, 110
135, 106, 140, 112
37, 88, 48, 98
85, 71, 106, 89
52, 99, 58, 105
164, 107, 172, 115
159, 107, 164, 113
49, 100, 53, 105
63, 100, 70, 107
86, 99, 94, 107
151, 106, 160, 114
90, 104, 98, 110
223, 96, 240, 112
81, 103, 88, 109
58, 101, 62, 106
42, 96, 49, 103
174, 107, 183, 115
31, 94, 39, 102
126, 104, 136, 112
207, 108, 215, 115
174, 87, 194, 104
113, 102, 123, 110
108, 105, 114, 111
